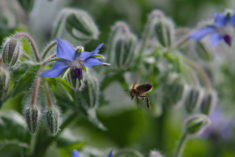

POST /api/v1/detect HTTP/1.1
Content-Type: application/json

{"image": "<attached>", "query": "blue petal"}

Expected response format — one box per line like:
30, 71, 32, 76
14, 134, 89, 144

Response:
107, 150, 113, 157
230, 14, 235, 27
56, 38, 76, 61
188, 26, 216, 40
210, 33, 223, 47
84, 58, 110, 68
213, 12, 227, 27
79, 43, 103, 60
72, 149, 80, 157
40, 61, 68, 78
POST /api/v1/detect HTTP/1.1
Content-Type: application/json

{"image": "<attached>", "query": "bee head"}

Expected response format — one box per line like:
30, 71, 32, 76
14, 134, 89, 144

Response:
129, 89, 135, 99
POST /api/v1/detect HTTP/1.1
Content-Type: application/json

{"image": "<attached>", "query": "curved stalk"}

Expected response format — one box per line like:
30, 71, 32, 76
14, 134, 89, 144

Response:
14, 32, 40, 62
174, 132, 188, 157
41, 40, 57, 60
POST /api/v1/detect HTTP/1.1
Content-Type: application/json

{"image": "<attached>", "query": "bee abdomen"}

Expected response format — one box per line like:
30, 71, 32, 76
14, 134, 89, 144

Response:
136, 83, 152, 93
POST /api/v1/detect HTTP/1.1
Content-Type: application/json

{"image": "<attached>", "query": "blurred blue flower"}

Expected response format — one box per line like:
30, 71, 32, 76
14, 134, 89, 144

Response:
40, 38, 110, 79
189, 13, 235, 47
72, 149, 80, 157
71, 149, 112, 157
200, 108, 233, 140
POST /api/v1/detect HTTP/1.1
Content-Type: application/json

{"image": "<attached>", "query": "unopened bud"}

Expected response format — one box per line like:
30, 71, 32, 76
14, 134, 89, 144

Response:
150, 10, 174, 47
185, 114, 209, 134
200, 91, 216, 115
162, 80, 184, 106
25, 105, 40, 134
18, 0, 34, 13
149, 150, 163, 157
77, 74, 99, 109
195, 42, 213, 61
0, 66, 10, 100
62, 9, 99, 42
107, 22, 137, 69
2, 38, 21, 67
45, 106, 60, 135
184, 87, 201, 114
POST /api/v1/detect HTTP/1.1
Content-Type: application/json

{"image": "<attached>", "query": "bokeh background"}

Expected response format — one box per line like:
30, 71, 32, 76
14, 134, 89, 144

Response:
0, 0, 235, 157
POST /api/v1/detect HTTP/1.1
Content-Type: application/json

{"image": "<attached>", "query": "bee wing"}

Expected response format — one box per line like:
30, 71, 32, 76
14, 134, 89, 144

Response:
136, 83, 152, 93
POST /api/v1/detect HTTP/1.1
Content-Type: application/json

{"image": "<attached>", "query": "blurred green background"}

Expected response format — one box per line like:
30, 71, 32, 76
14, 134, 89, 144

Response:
0, 0, 235, 157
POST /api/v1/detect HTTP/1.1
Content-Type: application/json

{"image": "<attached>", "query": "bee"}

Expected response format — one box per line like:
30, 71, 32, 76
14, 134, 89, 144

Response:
129, 81, 152, 109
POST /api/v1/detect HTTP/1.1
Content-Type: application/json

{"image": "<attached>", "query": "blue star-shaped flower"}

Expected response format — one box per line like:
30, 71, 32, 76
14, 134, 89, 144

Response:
40, 38, 110, 79
189, 12, 235, 47
71, 149, 113, 157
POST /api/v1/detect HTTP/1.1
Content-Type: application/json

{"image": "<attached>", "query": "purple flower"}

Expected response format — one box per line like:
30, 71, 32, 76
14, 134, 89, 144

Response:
40, 38, 110, 79
189, 12, 235, 47
200, 108, 233, 140
72, 149, 112, 157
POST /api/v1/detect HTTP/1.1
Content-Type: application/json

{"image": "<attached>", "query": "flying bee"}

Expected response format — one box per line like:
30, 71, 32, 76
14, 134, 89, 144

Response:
129, 81, 152, 109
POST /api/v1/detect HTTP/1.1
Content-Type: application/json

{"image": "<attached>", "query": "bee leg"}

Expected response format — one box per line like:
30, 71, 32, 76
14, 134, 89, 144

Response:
140, 96, 151, 109
136, 94, 139, 105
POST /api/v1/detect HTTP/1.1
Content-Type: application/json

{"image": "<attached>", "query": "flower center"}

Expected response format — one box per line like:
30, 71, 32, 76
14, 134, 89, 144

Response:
72, 67, 83, 80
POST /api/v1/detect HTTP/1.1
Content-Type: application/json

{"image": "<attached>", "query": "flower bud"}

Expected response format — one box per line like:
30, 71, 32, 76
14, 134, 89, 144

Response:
45, 106, 60, 135
195, 42, 213, 61
18, 0, 34, 13
25, 105, 40, 134
162, 80, 184, 106
0, 66, 9, 100
107, 22, 137, 69
185, 114, 209, 134
150, 10, 175, 47
77, 74, 99, 109
115, 149, 144, 157
184, 87, 201, 114
200, 91, 216, 115
1, 38, 21, 67
149, 150, 163, 157
59, 9, 99, 42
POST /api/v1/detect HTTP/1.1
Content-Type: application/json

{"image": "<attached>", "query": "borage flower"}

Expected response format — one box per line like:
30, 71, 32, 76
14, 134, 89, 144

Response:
189, 12, 235, 47
200, 108, 233, 140
40, 38, 109, 79
72, 149, 113, 157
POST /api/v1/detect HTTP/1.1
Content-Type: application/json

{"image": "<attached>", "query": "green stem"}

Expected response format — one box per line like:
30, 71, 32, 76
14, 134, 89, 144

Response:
14, 32, 40, 62
174, 132, 188, 157
41, 40, 57, 60
44, 81, 53, 107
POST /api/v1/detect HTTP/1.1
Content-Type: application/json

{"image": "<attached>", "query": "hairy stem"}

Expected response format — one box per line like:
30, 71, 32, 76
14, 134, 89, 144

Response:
31, 74, 41, 106
44, 81, 53, 107
174, 132, 188, 157
14, 32, 40, 62
41, 40, 57, 60
184, 57, 211, 91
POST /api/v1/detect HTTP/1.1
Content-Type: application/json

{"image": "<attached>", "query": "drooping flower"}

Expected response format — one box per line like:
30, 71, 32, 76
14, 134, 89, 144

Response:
40, 38, 110, 79
200, 108, 233, 140
189, 12, 235, 47
71, 149, 112, 157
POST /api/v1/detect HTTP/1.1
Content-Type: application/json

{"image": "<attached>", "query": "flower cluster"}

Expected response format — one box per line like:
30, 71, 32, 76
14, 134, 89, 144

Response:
189, 12, 235, 46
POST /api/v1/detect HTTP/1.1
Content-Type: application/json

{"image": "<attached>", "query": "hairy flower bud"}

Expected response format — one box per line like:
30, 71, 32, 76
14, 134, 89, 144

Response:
162, 80, 184, 106
200, 91, 216, 115
184, 87, 201, 114
0, 66, 9, 100
150, 10, 174, 47
185, 114, 209, 134
77, 74, 99, 109
25, 105, 40, 134
45, 106, 60, 135
195, 42, 213, 61
18, 0, 34, 13
2, 38, 21, 67
55, 9, 99, 42
107, 22, 137, 69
